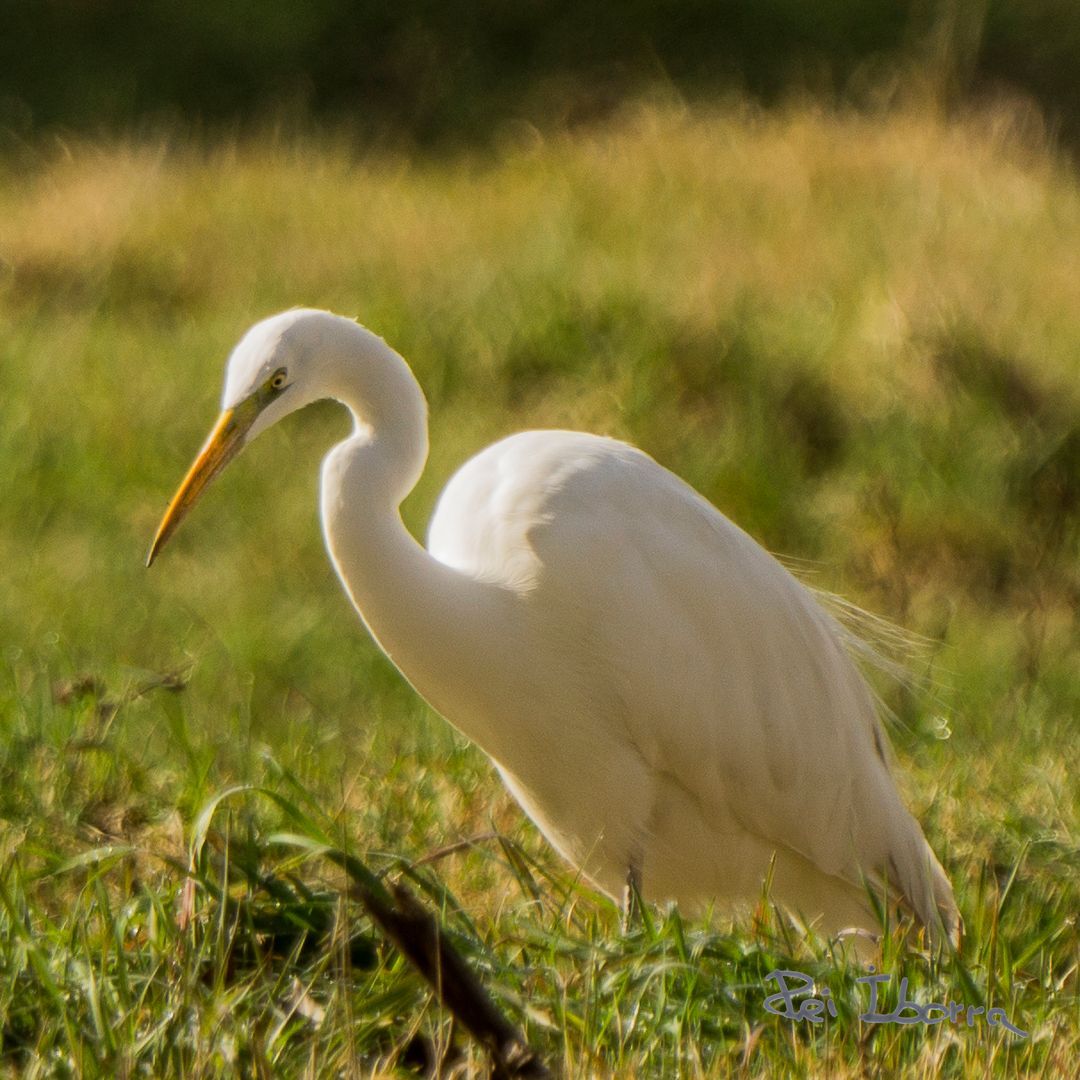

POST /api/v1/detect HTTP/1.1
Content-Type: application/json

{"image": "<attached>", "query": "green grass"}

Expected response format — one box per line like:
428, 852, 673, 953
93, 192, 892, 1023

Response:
0, 101, 1076, 1075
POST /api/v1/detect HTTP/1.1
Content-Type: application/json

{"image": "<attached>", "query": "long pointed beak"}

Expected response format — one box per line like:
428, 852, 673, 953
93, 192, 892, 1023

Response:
146, 405, 255, 567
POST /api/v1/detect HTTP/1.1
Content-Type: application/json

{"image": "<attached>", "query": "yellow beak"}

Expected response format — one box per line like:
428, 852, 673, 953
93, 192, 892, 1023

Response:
146, 403, 256, 567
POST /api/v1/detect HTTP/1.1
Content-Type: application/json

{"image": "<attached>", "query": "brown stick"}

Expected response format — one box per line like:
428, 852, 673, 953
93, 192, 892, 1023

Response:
338, 858, 550, 1078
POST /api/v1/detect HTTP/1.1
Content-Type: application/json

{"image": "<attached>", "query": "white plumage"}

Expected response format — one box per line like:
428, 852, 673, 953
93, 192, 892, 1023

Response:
149, 308, 959, 947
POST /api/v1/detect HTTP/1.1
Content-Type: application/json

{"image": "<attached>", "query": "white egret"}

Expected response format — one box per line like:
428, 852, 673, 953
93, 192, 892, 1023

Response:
148, 309, 959, 947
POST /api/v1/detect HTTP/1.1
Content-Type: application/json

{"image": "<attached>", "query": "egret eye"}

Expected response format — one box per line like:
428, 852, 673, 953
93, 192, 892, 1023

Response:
269, 370, 288, 391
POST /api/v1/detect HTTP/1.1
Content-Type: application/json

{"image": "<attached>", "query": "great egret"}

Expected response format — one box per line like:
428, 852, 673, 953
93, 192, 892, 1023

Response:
148, 309, 959, 947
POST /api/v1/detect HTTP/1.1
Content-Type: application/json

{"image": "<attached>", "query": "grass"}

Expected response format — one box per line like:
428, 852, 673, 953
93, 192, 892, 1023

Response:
0, 100, 1077, 1075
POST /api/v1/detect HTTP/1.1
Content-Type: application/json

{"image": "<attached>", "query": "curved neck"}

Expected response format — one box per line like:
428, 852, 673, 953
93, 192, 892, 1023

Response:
326, 328, 430, 499
318, 350, 523, 755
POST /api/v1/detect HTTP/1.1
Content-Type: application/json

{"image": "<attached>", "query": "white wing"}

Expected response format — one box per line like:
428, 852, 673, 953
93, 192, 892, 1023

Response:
430, 430, 958, 942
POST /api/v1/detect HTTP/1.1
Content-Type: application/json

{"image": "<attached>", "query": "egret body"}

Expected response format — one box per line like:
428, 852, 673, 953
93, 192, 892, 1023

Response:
149, 309, 959, 946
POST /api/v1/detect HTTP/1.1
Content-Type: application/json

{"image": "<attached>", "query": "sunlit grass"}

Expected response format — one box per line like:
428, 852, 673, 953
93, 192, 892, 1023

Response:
0, 101, 1076, 1074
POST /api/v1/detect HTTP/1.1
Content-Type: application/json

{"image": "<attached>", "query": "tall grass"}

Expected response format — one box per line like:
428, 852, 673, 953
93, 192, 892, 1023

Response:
0, 101, 1076, 1074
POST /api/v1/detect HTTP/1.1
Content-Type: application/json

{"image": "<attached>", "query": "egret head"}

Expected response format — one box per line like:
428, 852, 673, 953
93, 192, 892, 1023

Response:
146, 308, 351, 566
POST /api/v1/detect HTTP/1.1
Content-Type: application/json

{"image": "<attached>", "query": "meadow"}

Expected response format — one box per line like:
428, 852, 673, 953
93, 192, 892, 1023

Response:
0, 101, 1076, 1076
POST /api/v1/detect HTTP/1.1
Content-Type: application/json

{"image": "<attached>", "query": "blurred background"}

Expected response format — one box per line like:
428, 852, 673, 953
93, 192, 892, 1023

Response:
1, 0, 1076, 796
4, 1, 1080, 152
1, 0, 1077, 816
